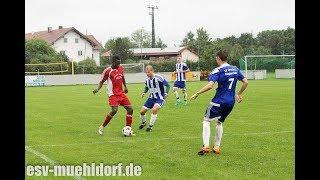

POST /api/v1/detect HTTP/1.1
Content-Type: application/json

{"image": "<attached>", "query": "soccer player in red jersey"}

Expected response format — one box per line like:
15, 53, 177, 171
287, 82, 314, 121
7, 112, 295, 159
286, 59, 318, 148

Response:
93, 56, 134, 136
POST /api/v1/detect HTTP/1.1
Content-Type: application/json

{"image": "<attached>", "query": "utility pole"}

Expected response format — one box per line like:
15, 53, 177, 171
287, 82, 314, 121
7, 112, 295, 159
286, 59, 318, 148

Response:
148, 5, 158, 48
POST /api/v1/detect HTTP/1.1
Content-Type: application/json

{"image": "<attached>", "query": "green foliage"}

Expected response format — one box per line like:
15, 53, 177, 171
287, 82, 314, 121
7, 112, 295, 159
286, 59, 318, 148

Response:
104, 37, 134, 64
148, 60, 177, 72
25, 39, 70, 74
155, 38, 167, 48
77, 58, 98, 74
245, 57, 295, 72
131, 29, 152, 48
181, 27, 295, 71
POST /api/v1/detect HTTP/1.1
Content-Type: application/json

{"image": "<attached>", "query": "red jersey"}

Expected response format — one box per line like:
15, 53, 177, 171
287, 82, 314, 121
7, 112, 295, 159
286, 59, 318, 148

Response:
100, 65, 125, 97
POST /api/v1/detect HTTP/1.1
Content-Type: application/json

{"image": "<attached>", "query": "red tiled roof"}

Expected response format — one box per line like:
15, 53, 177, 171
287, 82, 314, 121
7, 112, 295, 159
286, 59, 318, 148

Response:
86, 35, 103, 50
25, 27, 97, 47
101, 50, 111, 57
101, 47, 199, 57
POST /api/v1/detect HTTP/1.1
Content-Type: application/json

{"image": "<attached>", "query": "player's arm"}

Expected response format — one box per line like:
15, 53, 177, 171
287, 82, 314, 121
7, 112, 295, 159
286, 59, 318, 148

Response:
183, 64, 190, 73
190, 68, 218, 100
93, 81, 103, 94
236, 78, 248, 103
122, 76, 128, 93
163, 79, 170, 98
190, 81, 215, 100
93, 70, 108, 94
141, 84, 149, 98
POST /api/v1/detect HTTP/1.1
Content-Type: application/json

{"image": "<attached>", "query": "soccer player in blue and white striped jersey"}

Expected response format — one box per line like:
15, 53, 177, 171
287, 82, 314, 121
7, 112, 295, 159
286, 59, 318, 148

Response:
173, 54, 190, 105
139, 65, 170, 132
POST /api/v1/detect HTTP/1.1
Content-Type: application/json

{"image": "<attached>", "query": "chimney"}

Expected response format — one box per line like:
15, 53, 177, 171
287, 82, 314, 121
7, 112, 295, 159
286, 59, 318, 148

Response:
47, 27, 52, 33
58, 26, 63, 29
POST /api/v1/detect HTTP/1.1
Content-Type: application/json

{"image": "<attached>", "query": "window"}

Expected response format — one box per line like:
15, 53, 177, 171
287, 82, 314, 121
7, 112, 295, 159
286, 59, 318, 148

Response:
75, 38, 79, 43
78, 51, 83, 56
64, 38, 68, 43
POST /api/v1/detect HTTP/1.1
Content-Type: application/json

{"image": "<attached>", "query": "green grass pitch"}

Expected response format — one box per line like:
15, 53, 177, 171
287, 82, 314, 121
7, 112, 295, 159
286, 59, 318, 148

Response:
26, 79, 294, 179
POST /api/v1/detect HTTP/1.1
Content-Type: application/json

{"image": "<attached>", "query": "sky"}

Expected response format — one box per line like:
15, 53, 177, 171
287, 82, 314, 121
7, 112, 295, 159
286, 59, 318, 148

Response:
25, 0, 295, 47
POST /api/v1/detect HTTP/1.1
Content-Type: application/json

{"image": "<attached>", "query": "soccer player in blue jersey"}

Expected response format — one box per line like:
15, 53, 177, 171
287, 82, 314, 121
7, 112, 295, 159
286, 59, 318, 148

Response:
190, 50, 249, 155
173, 54, 190, 105
139, 65, 170, 132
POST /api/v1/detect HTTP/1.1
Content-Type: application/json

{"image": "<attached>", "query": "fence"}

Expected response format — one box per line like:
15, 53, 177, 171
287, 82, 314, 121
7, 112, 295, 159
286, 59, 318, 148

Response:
25, 72, 201, 86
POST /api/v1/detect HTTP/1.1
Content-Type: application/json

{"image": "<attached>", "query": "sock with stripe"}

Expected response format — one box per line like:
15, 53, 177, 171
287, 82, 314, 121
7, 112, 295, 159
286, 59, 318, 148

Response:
126, 114, 133, 126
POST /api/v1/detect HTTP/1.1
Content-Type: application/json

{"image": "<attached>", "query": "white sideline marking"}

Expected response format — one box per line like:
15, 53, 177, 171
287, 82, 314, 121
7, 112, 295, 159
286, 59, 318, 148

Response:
25, 146, 84, 180
27, 130, 294, 148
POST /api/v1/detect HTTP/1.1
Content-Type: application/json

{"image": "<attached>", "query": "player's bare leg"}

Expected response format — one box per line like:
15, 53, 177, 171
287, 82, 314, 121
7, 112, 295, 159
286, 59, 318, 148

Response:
146, 105, 160, 132
182, 89, 187, 105
139, 107, 148, 129
173, 87, 180, 105
212, 120, 223, 154
198, 119, 211, 155
98, 106, 118, 135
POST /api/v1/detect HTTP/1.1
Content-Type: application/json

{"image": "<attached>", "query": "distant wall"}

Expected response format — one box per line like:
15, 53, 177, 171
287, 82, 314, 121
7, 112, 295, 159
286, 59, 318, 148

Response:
275, 69, 295, 78
26, 72, 201, 86
240, 70, 267, 80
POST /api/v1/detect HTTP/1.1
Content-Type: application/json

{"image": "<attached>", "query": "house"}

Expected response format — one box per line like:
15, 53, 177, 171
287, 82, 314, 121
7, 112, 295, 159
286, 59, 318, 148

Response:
101, 47, 199, 62
25, 26, 102, 66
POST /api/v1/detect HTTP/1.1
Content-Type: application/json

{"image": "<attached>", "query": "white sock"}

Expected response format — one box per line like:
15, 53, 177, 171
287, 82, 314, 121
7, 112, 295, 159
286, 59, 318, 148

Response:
150, 114, 157, 126
174, 90, 179, 100
140, 114, 146, 124
202, 120, 210, 148
214, 122, 223, 147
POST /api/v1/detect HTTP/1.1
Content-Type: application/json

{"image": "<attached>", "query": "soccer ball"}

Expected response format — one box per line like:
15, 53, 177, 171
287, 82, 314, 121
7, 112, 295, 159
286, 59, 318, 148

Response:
122, 126, 133, 136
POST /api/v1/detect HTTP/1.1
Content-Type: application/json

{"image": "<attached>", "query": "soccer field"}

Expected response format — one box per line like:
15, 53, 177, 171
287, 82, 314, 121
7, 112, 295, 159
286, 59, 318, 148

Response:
26, 79, 294, 179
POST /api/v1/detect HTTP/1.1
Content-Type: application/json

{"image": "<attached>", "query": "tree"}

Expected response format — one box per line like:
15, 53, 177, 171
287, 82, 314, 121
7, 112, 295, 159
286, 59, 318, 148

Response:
25, 38, 69, 64
77, 58, 98, 74
155, 37, 167, 48
195, 27, 212, 56
229, 43, 245, 66
109, 37, 134, 63
131, 29, 151, 48
181, 28, 212, 57
181, 31, 196, 48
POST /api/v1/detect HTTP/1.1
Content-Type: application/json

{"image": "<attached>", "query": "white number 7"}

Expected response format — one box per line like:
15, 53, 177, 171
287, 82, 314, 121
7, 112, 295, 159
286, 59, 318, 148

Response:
228, 78, 234, 89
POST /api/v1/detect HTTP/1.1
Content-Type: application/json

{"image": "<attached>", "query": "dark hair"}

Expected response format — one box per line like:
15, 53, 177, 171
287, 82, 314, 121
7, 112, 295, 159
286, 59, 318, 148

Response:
111, 55, 120, 62
216, 50, 228, 61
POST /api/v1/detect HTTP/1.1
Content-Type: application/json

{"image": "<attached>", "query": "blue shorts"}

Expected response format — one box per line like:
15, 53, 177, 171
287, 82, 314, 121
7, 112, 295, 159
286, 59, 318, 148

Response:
204, 102, 234, 122
173, 81, 186, 89
143, 98, 165, 109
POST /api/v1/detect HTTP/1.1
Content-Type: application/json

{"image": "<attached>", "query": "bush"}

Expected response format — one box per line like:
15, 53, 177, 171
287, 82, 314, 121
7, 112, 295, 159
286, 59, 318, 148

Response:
148, 60, 176, 72
77, 58, 98, 74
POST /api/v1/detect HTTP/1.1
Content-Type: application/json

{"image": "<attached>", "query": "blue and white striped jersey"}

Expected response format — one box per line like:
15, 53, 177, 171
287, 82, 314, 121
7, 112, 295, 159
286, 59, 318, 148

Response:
145, 74, 169, 100
175, 63, 189, 81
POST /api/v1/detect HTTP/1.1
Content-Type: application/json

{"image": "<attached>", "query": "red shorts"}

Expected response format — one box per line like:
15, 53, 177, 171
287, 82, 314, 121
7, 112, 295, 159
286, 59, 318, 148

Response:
108, 93, 131, 106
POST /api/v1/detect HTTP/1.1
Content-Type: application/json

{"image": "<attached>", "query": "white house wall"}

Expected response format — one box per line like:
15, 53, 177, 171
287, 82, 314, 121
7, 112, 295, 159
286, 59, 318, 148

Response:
181, 49, 199, 62
52, 31, 94, 63
92, 50, 100, 66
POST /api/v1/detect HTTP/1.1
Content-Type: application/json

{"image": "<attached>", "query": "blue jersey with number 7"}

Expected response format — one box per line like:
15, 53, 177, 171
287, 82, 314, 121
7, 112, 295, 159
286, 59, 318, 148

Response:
208, 63, 245, 105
